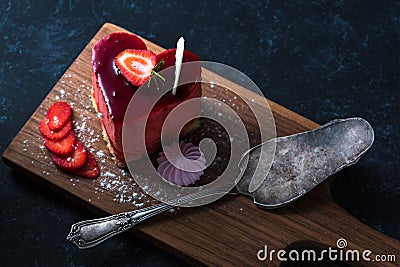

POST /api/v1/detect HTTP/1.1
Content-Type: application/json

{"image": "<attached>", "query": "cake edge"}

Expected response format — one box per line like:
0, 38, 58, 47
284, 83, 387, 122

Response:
91, 86, 127, 168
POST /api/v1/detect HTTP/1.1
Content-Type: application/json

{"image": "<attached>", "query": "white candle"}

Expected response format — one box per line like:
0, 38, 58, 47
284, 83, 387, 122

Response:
172, 37, 185, 95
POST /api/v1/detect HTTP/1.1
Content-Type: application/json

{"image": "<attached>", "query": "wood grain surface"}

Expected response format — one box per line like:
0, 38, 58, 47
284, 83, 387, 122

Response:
3, 23, 399, 266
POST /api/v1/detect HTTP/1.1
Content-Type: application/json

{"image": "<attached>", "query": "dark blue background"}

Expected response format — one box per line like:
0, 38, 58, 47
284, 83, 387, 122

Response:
1, 0, 399, 266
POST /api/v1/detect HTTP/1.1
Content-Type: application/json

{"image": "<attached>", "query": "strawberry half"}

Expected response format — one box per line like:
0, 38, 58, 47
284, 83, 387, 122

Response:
39, 118, 72, 140
51, 142, 87, 170
69, 152, 100, 178
46, 102, 72, 130
43, 131, 76, 156
115, 49, 157, 86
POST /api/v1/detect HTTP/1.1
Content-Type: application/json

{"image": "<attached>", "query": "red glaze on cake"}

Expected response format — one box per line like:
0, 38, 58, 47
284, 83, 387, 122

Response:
91, 32, 201, 166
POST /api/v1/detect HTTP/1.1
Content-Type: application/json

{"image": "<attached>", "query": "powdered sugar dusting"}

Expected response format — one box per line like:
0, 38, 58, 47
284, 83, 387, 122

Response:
96, 168, 154, 207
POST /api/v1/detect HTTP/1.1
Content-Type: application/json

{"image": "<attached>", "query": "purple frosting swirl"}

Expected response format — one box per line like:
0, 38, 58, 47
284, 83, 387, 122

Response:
157, 141, 206, 186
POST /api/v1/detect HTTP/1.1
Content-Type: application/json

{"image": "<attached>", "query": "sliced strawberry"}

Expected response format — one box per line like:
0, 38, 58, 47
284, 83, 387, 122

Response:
69, 152, 100, 178
39, 118, 72, 140
51, 142, 87, 170
46, 102, 72, 130
115, 49, 157, 86
43, 131, 76, 156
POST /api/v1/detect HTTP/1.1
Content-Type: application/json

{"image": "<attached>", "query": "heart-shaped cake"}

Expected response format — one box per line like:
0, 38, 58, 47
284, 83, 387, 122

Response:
91, 32, 202, 167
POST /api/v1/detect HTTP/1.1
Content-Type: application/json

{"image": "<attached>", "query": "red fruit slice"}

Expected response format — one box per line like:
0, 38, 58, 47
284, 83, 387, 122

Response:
43, 131, 76, 156
46, 102, 72, 130
115, 49, 157, 86
39, 118, 72, 140
69, 152, 100, 178
51, 142, 87, 170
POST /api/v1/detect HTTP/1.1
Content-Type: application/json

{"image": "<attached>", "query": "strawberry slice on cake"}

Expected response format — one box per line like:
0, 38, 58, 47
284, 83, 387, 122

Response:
91, 32, 201, 167
114, 49, 158, 86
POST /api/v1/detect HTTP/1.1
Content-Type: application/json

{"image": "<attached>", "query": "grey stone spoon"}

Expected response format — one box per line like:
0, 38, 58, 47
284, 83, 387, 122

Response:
67, 117, 374, 249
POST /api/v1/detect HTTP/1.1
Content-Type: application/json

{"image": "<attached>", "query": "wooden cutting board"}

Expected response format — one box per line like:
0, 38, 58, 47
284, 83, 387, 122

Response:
3, 23, 399, 266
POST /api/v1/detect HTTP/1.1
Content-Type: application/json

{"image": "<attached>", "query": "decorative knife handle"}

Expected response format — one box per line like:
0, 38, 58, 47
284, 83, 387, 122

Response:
67, 185, 228, 249
67, 203, 172, 249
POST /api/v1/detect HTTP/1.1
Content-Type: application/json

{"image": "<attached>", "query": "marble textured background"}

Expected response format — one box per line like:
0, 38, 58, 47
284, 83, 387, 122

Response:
0, 0, 399, 266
